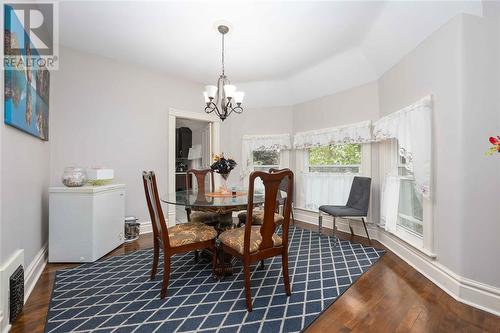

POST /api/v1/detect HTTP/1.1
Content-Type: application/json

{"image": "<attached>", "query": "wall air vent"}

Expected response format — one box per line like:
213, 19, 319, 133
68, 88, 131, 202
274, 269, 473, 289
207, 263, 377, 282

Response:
9, 265, 24, 323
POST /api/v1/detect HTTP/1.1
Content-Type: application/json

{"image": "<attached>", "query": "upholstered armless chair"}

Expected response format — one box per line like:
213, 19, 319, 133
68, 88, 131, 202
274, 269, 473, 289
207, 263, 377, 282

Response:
318, 176, 372, 244
219, 169, 294, 312
142, 171, 217, 298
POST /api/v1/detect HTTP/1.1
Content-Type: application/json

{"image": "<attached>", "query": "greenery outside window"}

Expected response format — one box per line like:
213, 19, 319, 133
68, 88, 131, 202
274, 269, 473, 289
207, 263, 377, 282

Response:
308, 144, 361, 173
252, 150, 280, 172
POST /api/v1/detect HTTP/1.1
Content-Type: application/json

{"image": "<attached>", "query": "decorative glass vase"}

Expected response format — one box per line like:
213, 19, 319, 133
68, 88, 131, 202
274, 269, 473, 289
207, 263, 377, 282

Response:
220, 172, 230, 193
62, 167, 87, 187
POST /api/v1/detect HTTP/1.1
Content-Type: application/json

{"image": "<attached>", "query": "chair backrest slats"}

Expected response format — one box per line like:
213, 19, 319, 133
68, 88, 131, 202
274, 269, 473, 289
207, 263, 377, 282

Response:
142, 171, 169, 248
346, 176, 372, 215
186, 168, 215, 194
246, 169, 294, 254
269, 167, 291, 204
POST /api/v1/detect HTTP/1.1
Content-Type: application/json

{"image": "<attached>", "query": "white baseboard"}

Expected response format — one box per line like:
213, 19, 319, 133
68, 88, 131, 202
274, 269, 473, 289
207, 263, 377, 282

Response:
24, 244, 48, 303
295, 208, 500, 317
140, 221, 152, 235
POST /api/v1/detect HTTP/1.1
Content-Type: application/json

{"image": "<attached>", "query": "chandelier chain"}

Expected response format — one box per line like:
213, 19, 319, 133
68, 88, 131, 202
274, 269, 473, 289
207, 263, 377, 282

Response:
221, 33, 225, 76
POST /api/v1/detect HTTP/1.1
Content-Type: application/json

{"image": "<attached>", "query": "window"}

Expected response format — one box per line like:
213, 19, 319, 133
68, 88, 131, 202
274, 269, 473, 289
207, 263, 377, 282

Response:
252, 150, 280, 172
397, 156, 423, 237
296, 143, 368, 212
308, 144, 361, 173
250, 150, 282, 191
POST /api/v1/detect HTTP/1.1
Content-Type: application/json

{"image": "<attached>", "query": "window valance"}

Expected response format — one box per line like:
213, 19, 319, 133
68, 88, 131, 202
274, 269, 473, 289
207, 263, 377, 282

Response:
241, 134, 292, 151
293, 120, 372, 149
240, 134, 291, 179
373, 95, 432, 197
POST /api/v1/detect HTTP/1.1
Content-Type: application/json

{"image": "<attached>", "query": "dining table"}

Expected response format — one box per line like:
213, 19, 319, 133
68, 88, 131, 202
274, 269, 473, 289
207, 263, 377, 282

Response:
161, 188, 265, 276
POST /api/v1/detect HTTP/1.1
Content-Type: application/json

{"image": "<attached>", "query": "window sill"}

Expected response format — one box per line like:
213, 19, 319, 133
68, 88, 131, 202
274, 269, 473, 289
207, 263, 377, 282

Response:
382, 225, 437, 259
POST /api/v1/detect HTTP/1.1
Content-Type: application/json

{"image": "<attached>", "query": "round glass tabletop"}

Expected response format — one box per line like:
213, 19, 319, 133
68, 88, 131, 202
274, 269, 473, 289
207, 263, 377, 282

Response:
161, 190, 265, 209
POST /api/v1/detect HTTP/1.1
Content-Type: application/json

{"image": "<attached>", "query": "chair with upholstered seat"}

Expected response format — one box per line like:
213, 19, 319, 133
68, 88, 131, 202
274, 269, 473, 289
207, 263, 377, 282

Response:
185, 168, 220, 225
142, 171, 217, 298
219, 168, 294, 312
236, 167, 293, 227
318, 176, 372, 244
237, 208, 284, 227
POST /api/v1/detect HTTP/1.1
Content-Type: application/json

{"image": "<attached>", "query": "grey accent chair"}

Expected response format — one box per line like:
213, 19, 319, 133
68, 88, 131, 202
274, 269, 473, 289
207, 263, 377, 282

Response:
318, 176, 372, 244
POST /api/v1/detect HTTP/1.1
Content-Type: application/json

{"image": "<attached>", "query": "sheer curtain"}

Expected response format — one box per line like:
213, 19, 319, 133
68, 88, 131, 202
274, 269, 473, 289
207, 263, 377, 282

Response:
380, 175, 400, 233
374, 95, 432, 198
377, 96, 432, 237
293, 121, 372, 212
297, 173, 354, 211
378, 139, 399, 230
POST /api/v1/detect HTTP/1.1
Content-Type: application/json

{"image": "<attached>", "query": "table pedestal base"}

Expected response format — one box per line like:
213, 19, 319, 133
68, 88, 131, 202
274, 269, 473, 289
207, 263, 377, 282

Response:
197, 212, 236, 278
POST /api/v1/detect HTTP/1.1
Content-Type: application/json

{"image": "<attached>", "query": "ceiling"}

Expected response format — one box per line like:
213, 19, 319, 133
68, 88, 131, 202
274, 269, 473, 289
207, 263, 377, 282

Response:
59, 1, 483, 106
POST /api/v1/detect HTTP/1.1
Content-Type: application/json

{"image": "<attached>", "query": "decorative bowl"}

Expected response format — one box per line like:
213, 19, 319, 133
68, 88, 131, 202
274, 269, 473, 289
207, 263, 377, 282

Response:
62, 167, 87, 187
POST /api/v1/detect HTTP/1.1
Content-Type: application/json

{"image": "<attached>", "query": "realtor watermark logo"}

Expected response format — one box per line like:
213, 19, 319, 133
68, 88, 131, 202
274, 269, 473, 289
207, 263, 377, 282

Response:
3, 2, 59, 70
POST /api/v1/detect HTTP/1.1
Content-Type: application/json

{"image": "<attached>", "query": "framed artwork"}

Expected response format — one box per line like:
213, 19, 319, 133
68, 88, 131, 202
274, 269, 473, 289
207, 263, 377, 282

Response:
4, 4, 50, 141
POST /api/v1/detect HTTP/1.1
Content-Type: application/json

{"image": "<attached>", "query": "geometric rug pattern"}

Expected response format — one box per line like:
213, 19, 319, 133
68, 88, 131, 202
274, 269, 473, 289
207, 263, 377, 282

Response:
45, 226, 385, 333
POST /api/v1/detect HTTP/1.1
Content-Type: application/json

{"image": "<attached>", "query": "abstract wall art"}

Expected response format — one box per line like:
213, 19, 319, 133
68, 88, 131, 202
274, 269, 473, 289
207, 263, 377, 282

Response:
4, 4, 50, 141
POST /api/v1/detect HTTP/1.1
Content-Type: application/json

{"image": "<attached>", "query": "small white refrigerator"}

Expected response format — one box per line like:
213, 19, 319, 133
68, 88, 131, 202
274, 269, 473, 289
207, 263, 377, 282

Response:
49, 184, 125, 262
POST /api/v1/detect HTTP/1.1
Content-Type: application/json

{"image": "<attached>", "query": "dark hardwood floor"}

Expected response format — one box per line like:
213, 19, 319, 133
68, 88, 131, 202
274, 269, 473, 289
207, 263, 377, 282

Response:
11, 221, 500, 333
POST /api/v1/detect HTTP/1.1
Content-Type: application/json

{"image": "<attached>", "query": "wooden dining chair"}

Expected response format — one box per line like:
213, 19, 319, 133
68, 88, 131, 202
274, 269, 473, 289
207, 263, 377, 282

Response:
185, 168, 219, 225
271, 167, 295, 225
236, 167, 293, 227
219, 168, 294, 311
142, 171, 218, 298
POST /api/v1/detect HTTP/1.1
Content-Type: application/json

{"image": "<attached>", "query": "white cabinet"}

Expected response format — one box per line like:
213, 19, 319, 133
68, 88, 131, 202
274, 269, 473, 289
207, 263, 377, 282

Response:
49, 184, 125, 263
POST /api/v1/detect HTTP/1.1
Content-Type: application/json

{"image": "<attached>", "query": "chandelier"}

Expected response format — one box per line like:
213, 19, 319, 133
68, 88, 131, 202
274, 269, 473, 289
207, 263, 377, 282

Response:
203, 25, 244, 121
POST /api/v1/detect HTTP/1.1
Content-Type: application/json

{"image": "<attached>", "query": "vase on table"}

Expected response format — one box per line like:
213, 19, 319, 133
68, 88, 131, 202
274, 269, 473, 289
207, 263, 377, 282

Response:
219, 172, 230, 194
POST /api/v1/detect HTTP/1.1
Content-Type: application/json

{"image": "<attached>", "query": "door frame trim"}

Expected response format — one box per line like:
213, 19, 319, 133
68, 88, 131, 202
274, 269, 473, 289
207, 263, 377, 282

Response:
167, 108, 221, 226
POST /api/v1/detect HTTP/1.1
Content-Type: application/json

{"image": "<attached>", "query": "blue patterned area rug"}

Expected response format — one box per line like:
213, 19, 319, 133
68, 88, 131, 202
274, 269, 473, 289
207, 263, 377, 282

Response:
45, 226, 385, 333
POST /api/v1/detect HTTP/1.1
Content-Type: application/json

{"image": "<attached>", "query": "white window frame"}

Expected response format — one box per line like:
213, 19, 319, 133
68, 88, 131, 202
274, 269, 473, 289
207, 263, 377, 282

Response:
250, 149, 282, 171
295, 143, 372, 218
246, 149, 290, 190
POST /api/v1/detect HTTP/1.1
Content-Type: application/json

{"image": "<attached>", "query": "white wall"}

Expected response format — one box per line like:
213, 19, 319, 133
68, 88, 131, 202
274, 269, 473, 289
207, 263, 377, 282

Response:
459, 6, 500, 287
0, 9, 51, 329
0, 15, 50, 273
1, 128, 50, 266
378, 9, 500, 288
378, 14, 466, 278
292, 81, 379, 133
290, 8, 500, 300
50, 47, 204, 223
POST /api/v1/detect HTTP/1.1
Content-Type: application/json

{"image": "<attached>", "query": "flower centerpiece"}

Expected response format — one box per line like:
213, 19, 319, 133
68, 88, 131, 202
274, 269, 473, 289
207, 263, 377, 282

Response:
486, 136, 500, 156
210, 153, 237, 193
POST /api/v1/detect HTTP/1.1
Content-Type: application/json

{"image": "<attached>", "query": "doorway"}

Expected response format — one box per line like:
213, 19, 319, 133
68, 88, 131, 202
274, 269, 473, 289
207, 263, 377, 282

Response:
167, 108, 221, 226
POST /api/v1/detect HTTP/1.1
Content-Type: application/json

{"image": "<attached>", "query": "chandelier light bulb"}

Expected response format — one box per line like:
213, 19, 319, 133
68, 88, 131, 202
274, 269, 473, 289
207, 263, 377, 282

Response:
205, 85, 217, 99
234, 91, 245, 104
223, 84, 236, 99
203, 92, 210, 103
